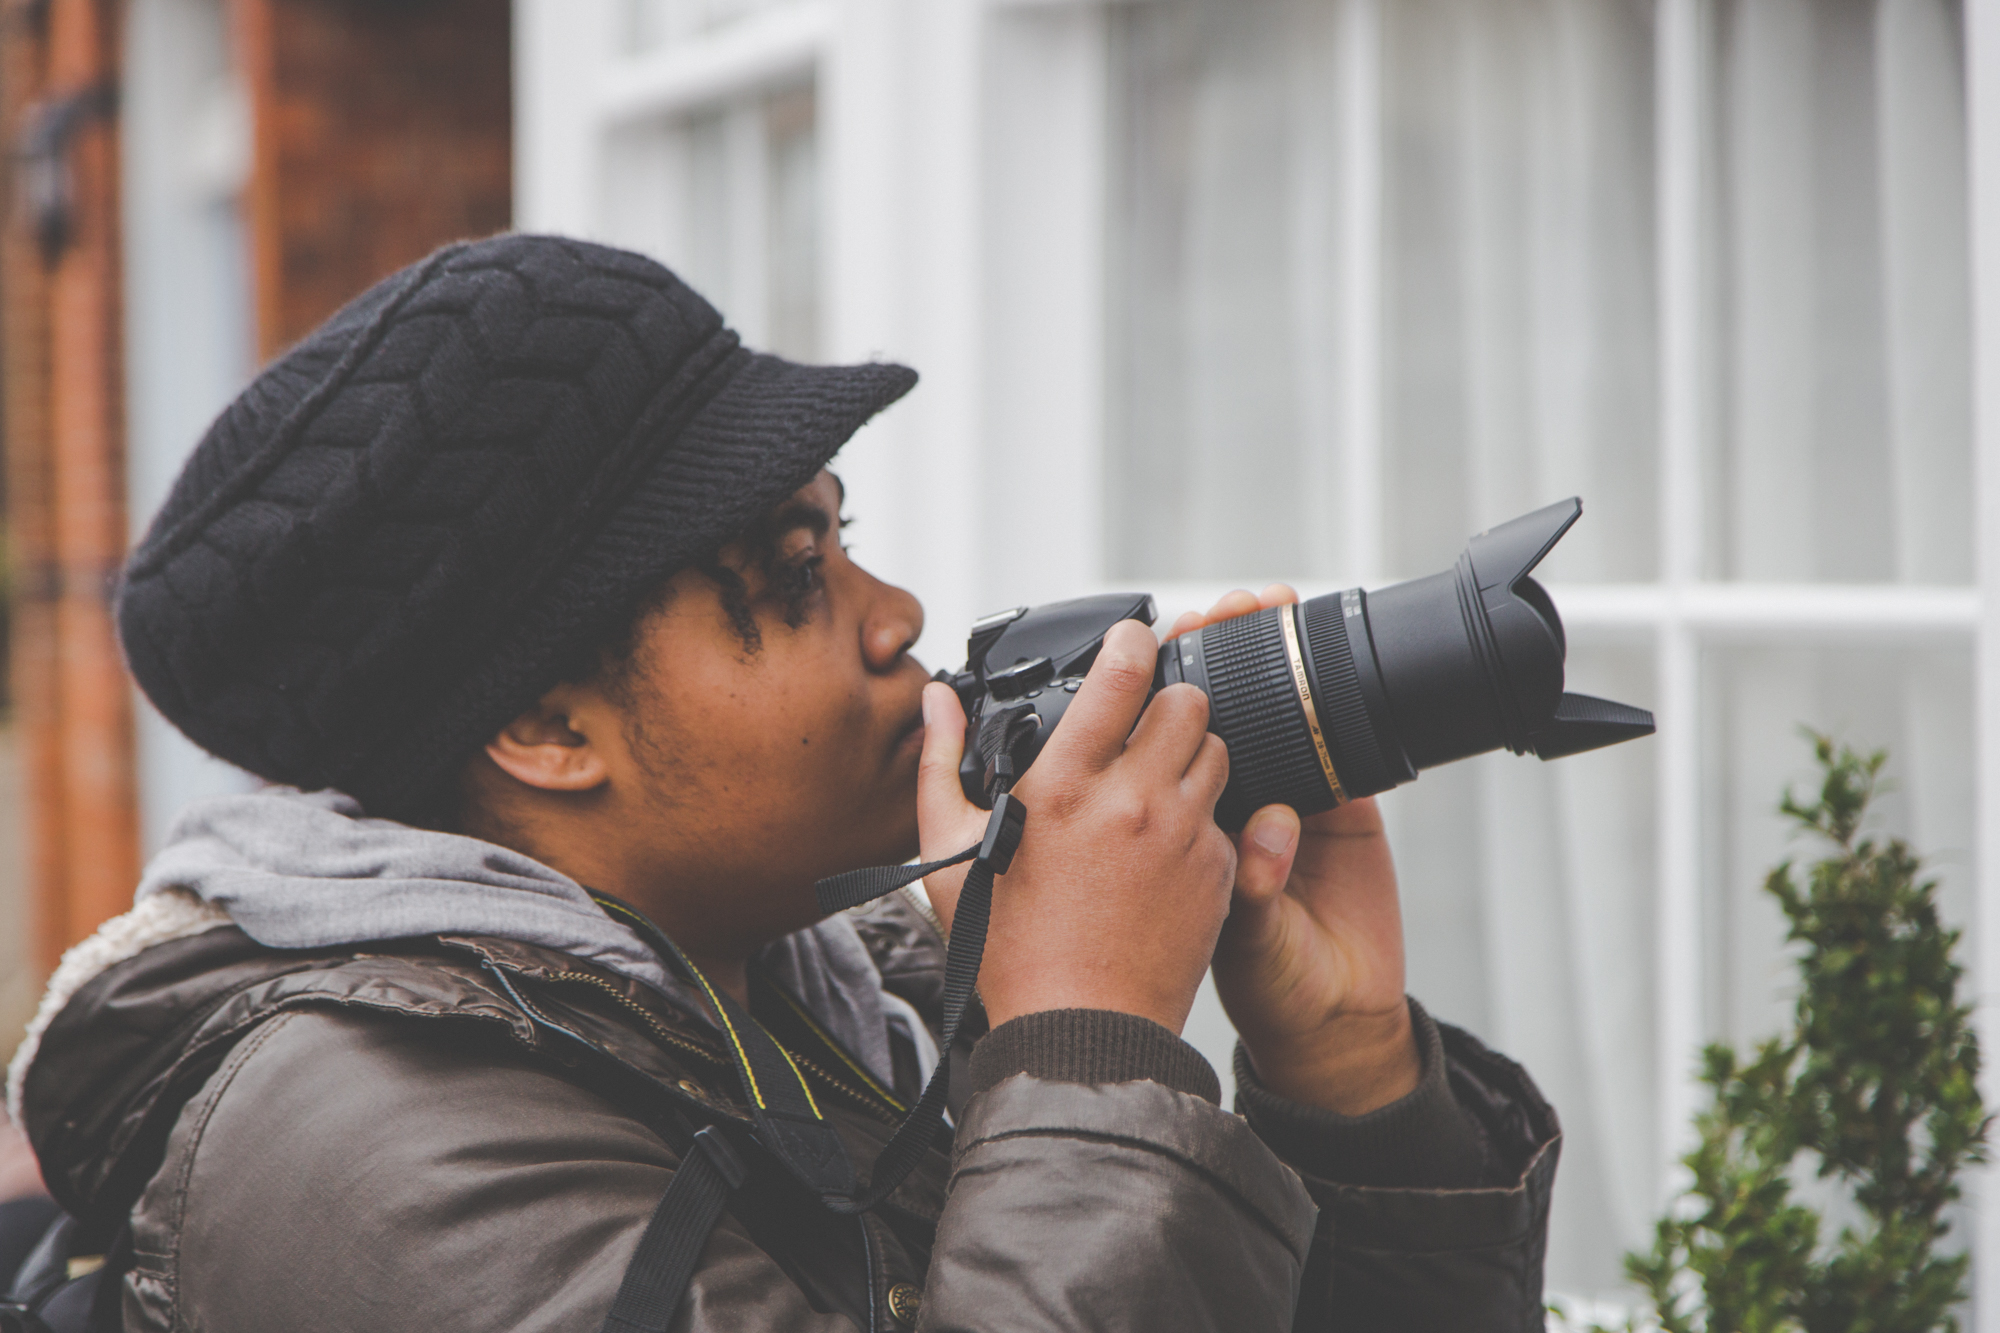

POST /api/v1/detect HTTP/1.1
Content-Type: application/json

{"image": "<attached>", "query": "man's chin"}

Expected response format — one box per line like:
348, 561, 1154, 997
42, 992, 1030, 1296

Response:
837, 812, 922, 888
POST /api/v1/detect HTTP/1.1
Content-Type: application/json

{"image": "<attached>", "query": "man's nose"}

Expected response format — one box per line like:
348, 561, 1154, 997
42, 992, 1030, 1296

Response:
863, 581, 925, 672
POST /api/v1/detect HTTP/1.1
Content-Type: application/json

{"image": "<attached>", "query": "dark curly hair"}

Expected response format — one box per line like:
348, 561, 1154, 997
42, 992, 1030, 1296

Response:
557, 485, 845, 700
444, 487, 845, 836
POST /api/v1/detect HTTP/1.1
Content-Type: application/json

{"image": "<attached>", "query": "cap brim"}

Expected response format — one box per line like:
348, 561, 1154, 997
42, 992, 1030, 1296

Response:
353, 351, 917, 817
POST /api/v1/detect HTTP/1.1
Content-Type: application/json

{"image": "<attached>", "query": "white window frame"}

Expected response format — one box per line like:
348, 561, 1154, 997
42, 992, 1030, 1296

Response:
520, 0, 2000, 1317
1965, 0, 2000, 1320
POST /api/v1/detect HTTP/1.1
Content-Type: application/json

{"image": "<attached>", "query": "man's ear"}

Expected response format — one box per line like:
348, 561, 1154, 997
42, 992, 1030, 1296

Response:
483, 682, 615, 793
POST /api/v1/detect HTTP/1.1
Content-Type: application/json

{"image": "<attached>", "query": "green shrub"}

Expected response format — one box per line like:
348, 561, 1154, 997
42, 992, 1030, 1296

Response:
1599, 735, 1989, 1333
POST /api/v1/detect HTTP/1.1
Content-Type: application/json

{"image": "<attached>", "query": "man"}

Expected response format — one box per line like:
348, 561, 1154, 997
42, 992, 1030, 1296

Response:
8, 234, 1557, 1331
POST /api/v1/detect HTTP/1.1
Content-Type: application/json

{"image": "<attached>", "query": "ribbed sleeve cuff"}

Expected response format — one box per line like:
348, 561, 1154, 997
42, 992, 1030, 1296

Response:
968, 1009, 1222, 1105
1234, 998, 1490, 1188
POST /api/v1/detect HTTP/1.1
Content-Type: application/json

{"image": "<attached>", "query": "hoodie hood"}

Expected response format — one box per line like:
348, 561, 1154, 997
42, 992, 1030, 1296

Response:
9, 786, 913, 1125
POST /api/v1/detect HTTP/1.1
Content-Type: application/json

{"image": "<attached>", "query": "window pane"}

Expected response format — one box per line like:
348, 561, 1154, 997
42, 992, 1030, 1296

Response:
1385, 640, 1656, 1299
766, 86, 821, 363
1706, 0, 1972, 583
1106, 0, 1658, 585
1701, 643, 1975, 1048
1107, 0, 1352, 581
599, 82, 821, 361
1381, 0, 1657, 583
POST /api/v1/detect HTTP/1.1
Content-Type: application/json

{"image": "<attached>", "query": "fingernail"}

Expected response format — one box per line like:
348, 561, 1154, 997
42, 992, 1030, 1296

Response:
1251, 817, 1294, 857
922, 685, 939, 728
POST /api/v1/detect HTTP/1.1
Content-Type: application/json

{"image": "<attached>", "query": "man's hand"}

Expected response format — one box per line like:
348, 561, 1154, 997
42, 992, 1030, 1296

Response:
1166, 586, 1421, 1117
914, 620, 1238, 1034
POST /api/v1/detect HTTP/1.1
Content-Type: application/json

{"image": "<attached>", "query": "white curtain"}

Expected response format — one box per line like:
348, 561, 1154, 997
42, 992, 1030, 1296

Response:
1704, 0, 1976, 1079
1713, 0, 1971, 583
1109, 0, 1353, 580
1108, 0, 1972, 1301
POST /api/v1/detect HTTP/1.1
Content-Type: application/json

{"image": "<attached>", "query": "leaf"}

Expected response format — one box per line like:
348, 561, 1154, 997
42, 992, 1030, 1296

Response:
1628, 734, 1987, 1332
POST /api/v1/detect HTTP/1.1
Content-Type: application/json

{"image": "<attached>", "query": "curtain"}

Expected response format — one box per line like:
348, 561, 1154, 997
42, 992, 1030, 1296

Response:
1108, 0, 1353, 580
1108, 0, 1972, 1301
1711, 0, 1971, 583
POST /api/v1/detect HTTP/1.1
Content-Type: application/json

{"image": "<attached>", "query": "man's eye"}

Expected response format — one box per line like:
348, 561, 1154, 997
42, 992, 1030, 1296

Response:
778, 553, 825, 599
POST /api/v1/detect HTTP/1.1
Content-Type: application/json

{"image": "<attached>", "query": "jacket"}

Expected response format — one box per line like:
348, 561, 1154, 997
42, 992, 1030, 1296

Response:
11, 793, 1560, 1332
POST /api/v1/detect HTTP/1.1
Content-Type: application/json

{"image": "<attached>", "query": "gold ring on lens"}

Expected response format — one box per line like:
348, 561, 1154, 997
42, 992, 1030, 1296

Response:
1280, 604, 1347, 805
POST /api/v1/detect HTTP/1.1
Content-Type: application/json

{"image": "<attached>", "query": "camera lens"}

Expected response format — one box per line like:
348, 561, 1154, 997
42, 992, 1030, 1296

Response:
1156, 498, 1653, 830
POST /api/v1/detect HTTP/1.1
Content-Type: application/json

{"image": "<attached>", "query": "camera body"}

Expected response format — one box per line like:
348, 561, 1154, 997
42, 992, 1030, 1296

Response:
941, 589, 1159, 801
941, 498, 1654, 830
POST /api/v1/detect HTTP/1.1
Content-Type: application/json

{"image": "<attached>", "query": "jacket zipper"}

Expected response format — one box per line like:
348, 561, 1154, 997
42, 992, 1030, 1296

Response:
542, 970, 903, 1126
542, 969, 732, 1068
776, 1049, 902, 1127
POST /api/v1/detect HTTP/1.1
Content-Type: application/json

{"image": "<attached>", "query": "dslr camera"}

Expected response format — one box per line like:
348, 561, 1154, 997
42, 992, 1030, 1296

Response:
940, 498, 1654, 829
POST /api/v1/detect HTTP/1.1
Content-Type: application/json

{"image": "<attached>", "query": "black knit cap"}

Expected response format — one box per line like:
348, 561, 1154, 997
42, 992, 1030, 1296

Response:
117, 233, 917, 821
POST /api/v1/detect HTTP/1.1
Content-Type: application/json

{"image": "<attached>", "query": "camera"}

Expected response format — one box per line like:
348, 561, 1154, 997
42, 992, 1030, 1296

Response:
942, 497, 1654, 830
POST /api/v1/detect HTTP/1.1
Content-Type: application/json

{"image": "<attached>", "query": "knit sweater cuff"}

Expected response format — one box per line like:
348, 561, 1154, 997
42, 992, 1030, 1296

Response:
969, 1009, 1222, 1105
1234, 998, 1489, 1188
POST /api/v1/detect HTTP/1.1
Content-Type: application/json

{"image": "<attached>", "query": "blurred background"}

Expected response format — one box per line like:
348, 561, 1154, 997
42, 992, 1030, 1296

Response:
2, 0, 1996, 1313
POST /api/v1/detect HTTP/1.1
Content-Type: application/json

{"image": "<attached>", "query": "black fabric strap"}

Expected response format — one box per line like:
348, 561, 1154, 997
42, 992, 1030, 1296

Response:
589, 752, 1030, 1324
599, 1128, 748, 1333
830, 848, 995, 1210
811, 789, 1022, 1211
814, 845, 977, 915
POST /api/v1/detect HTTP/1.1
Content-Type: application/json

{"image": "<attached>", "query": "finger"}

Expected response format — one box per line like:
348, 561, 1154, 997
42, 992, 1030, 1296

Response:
1204, 589, 1262, 624
1184, 731, 1230, 802
915, 682, 976, 831
1125, 681, 1213, 772
1163, 609, 1204, 642
1036, 619, 1161, 769
1233, 805, 1300, 909
1258, 582, 1299, 609
914, 682, 979, 934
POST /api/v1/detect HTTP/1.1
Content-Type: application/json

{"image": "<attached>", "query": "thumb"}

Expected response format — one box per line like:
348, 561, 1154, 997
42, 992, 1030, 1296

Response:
915, 681, 980, 933
1234, 805, 1300, 911
1217, 804, 1300, 970
916, 681, 975, 836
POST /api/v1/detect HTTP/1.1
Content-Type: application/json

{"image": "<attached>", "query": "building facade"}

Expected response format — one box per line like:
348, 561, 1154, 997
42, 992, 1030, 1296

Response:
517, 0, 2000, 1308
0, 0, 508, 1071
11, 0, 2000, 1315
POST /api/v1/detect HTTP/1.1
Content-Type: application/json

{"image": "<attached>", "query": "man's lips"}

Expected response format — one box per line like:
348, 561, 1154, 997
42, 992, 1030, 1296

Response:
895, 706, 927, 754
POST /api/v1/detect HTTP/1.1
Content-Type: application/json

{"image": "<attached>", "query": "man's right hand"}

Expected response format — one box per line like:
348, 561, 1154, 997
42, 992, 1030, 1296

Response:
915, 620, 1238, 1034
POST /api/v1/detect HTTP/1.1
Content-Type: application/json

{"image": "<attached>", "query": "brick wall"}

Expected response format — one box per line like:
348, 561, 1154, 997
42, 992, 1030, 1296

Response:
3, 0, 512, 980
237, 0, 512, 357
4, 0, 141, 977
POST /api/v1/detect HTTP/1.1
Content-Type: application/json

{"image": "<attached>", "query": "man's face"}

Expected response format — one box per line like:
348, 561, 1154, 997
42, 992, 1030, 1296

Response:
595, 470, 931, 949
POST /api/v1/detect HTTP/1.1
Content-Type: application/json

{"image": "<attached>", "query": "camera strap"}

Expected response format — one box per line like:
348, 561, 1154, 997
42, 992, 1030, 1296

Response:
594, 786, 1027, 1215
590, 706, 1037, 1329
800, 699, 1042, 1205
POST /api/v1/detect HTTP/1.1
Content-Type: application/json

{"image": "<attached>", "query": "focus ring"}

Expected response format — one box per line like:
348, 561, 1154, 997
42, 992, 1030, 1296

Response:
1300, 596, 1395, 798
1202, 607, 1340, 829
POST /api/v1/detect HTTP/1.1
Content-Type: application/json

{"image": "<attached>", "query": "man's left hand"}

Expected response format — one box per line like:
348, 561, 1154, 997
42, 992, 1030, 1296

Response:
1166, 585, 1420, 1117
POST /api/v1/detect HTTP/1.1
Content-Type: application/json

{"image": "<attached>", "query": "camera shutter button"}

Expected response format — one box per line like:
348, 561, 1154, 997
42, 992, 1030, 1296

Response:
986, 656, 1054, 700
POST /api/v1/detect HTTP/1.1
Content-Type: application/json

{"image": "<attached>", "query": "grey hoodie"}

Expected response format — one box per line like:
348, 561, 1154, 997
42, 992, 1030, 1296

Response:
10, 786, 930, 1122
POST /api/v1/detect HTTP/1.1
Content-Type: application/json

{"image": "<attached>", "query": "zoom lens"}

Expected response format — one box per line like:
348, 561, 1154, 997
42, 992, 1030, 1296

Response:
1155, 499, 1654, 829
